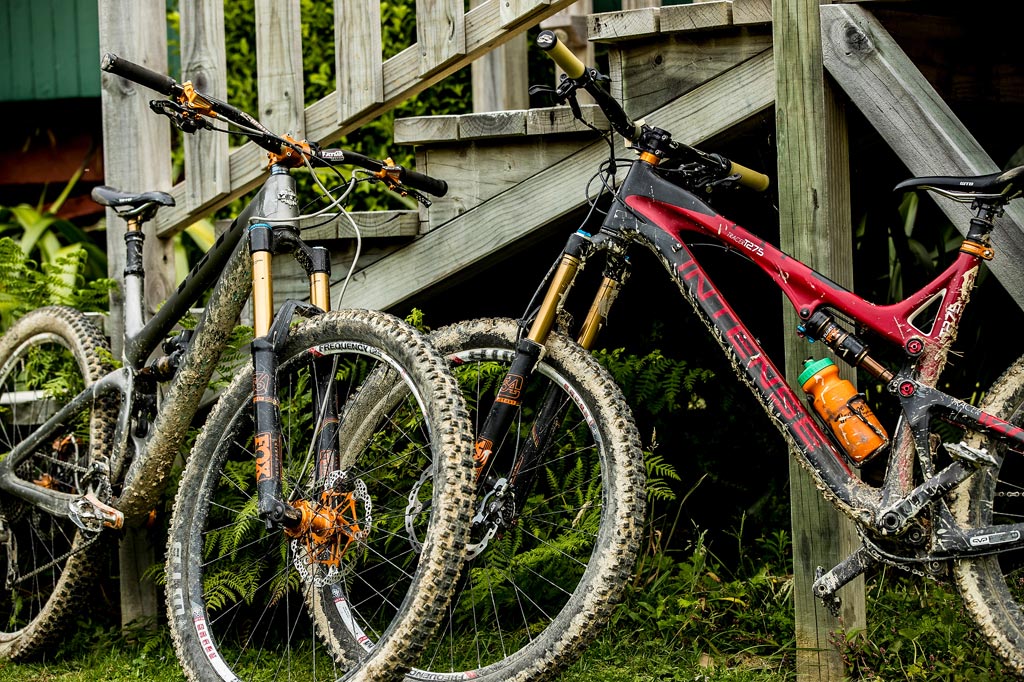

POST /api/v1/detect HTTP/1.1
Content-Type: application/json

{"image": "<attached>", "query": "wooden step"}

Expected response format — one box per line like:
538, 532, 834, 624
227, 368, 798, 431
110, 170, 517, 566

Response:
585, 2, 774, 119
587, 0, 771, 43
394, 105, 610, 229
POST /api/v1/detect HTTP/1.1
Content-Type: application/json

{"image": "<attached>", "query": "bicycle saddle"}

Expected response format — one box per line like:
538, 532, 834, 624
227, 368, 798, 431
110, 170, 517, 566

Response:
894, 165, 1024, 201
91, 185, 176, 209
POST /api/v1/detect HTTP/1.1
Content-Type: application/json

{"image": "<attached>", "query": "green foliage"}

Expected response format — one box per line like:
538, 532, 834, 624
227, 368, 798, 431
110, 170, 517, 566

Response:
596, 346, 714, 415
0, 237, 114, 331
832, 570, 1010, 680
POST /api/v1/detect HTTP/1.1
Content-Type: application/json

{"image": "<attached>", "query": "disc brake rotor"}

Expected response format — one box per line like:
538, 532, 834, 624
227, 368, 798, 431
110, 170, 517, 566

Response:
290, 470, 372, 587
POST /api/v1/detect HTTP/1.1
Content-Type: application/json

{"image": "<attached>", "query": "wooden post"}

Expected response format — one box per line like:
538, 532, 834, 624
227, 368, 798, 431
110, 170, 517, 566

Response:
471, 0, 529, 113
773, 0, 866, 679
97, 0, 175, 630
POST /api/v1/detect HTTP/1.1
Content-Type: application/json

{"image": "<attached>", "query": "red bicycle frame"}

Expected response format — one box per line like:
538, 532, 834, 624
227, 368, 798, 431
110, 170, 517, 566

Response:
563, 156, 1024, 551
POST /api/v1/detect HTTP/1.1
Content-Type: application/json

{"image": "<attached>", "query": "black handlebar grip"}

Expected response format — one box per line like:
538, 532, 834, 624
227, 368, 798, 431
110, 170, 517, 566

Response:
101, 53, 181, 97
536, 30, 586, 79
400, 169, 448, 198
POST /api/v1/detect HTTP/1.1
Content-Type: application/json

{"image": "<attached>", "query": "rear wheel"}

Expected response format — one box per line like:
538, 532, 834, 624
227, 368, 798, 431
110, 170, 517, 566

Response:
404, 317, 646, 681
953, 354, 1024, 674
165, 309, 475, 681
0, 306, 115, 659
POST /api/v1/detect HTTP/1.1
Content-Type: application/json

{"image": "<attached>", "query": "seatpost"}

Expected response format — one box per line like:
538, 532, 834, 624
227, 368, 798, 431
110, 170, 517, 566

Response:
122, 213, 147, 340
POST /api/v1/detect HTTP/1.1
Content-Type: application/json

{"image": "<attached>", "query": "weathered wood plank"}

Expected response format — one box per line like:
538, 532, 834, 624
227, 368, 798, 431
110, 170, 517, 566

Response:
97, 0, 176, 632
336, 0, 383, 122
396, 105, 609, 144
821, 3, 1024, 312
417, 0, 467, 74
394, 115, 462, 145
217, 210, 420, 241
471, 0, 529, 115
337, 49, 774, 311
409, 135, 604, 226
659, 1, 733, 33
525, 103, 609, 134
98, 2, 176, 321
256, 0, 304, 140
588, 7, 661, 42
300, 210, 421, 240
501, 0, 553, 28
180, 0, 230, 217
608, 30, 772, 118
458, 111, 528, 139
733, 0, 771, 25
775, 0, 864, 678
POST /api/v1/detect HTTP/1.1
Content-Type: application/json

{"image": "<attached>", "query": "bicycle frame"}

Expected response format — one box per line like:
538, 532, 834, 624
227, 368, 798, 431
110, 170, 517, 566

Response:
504, 156, 1024, 565
0, 168, 329, 528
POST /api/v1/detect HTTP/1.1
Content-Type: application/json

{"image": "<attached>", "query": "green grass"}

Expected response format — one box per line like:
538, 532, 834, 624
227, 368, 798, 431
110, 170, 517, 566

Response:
0, 532, 1014, 681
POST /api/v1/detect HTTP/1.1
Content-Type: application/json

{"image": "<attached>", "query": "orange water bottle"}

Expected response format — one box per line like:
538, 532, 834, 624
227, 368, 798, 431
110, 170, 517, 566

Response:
799, 358, 888, 465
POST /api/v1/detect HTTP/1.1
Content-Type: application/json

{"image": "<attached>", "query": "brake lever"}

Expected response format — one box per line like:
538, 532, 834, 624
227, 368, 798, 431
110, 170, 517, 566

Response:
529, 80, 586, 122
398, 185, 433, 208
149, 99, 211, 134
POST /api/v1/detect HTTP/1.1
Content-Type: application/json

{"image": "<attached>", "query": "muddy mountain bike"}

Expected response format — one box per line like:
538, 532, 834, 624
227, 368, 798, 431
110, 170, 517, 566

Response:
391, 29, 1024, 681
0, 53, 477, 682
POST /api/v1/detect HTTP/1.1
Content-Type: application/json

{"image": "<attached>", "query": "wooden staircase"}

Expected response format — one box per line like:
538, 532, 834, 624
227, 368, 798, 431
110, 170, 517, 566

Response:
329, 0, 776, 313
322, 1, 1024, 316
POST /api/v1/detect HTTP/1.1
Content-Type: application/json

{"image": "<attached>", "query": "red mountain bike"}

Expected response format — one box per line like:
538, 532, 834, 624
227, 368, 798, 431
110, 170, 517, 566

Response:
396, 29, 1024, 682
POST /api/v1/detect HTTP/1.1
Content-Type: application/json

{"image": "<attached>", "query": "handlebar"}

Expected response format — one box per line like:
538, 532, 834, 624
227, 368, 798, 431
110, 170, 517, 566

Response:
100, 53, 448, 198
535, 30, 769, 193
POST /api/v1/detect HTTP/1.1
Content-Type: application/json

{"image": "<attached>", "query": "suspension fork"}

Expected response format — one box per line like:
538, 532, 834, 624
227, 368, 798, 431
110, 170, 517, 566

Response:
474, 231, 630, 501
470, 231, 590, 482
250, 213, 338, 530
506, 245, 631, 512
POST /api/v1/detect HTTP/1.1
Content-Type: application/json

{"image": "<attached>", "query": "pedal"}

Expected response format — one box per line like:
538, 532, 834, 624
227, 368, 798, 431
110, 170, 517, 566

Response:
68, 492, 124, 532
811, 545, 876, 618
944, 441, 998, 467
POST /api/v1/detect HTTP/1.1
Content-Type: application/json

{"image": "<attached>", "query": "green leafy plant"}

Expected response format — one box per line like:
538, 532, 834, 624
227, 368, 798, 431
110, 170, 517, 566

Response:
0, 237, 114, 331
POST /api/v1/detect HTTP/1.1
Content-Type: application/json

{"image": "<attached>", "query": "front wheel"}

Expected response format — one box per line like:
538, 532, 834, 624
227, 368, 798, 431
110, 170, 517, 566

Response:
165, 309, 475, 682
403, 317, 646, 682
953, 353, 1024, 674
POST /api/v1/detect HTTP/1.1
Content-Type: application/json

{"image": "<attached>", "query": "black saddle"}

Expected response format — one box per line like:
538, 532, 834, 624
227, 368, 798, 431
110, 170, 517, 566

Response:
894, 165, 1024, 202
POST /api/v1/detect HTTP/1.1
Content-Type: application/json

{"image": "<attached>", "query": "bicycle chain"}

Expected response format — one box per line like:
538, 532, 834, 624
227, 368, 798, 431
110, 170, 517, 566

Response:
2, 515, 103, 588
0, 443, 114, 588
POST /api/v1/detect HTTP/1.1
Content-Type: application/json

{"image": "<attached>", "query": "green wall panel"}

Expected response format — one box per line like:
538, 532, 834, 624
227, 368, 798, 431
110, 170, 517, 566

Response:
0, 0, 100, 101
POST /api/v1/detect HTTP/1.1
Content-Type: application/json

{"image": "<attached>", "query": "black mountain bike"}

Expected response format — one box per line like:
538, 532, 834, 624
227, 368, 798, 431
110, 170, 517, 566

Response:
0, 53, 476, 682
392, 29, 1024, 681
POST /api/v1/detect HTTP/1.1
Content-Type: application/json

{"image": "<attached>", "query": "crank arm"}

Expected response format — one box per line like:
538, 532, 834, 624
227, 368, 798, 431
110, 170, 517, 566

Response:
876, 460, 975, 535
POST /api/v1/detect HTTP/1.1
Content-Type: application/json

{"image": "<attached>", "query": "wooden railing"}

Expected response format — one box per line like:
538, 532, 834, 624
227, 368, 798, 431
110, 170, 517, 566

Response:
99, 0, 586, 241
